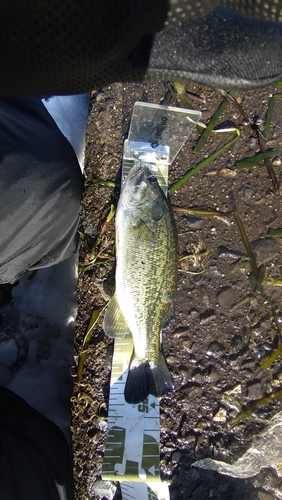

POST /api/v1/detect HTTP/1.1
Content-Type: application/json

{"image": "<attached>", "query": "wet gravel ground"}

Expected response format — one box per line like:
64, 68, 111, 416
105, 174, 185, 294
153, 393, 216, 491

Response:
72, 82, 282, 500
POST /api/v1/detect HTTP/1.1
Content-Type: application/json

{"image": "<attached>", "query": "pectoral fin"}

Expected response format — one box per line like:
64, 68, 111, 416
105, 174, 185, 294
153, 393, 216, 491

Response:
103, 292, 129, 338
132, 220, 158, 248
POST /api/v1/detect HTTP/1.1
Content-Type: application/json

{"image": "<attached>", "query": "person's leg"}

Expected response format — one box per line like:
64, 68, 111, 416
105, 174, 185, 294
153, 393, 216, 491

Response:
0, 386, 73, 500
0, 96, 84, 284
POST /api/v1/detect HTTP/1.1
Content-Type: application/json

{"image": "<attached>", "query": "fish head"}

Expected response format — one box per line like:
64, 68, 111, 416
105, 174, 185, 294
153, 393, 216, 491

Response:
121, 163, 165, 221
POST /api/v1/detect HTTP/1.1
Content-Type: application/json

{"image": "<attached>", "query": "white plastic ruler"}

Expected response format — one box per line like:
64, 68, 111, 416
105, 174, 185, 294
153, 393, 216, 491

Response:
102, 331, 169, 498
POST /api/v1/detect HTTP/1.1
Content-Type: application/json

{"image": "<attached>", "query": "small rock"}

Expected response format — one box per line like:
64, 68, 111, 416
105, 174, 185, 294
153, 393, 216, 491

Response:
241, 358, 256, 371
223, 384, 242, 397
200, 310, 216, 324
207, 365, 220, 383
213, 407, 227, 423
247, 381, 263, 400
217, 286, 235, 308
166, 355, 177, 364
247, 136, 257, 147
232, 334, 243, 349
209, 265, 223, 277
218, 245, 245, 260
190, 308, 199, 320
171, 450, 181, 463
220, 167, 237, 178
251, 237, 278, 265
238, 186, 252, 201
192, 373, 204, 384
207, 340, 226, 355
272, 156, 281, 166
181, 383, 202, 399
186, 216, 204, 229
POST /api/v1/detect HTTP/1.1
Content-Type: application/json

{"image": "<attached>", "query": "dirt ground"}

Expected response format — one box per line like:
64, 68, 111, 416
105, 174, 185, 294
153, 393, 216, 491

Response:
71, 82, 282, 500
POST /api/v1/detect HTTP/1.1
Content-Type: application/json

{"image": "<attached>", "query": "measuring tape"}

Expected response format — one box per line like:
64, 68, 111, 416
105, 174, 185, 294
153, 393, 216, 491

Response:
102, 144, 170, 499
102, 332, 169, 499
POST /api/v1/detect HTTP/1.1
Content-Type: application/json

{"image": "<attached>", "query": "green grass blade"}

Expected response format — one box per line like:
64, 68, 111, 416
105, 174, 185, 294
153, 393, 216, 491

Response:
91, 177, 119, 188
193, 90, 234, 153
229, 388, 282, 426
263, 96, 275, 137
234, 213, 259, 284
235, 150, 279, 169
267, 228, 282, 236
169, 130, 240, 196
173, 82, 194, 109
172, 206, 230, 225
261, 344, 282, 370
76, 305, 107, 382
263, 93, 282, 137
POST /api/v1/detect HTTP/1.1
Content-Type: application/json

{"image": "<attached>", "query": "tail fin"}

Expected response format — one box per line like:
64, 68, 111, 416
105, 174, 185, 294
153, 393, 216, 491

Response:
124, 353, 174, 404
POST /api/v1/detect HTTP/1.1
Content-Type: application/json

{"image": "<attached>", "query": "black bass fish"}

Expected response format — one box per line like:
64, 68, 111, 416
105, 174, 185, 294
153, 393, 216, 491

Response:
103, 163, 178, 404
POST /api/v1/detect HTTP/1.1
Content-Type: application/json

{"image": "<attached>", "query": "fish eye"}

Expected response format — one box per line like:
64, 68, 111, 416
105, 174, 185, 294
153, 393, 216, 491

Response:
148, 174, 156, 183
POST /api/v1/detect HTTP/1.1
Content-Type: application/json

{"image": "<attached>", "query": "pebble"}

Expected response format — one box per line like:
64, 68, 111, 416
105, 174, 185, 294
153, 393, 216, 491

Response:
171, 451, 181, 463
220, 167, 237, 178
217, 286, 236, 308
232, 334, 243, 349
247, 136, 257, 147
192, 370, 204, 384
166, 355, 177, 364
272, 156, 281, 167
190, 308, 199, 320
241, 358, 257, 371
207, 340, 226, 355
207, 365, 220, 383
251, 238, 278, 264
247, 380, 263, 400
208, 265, 223, 277
186, 216, 204, 229
223, 384, 242, 397
200, 310, 216, 324
213, 407, 227, 423
180, 383, 202, 399
238, 186, 252, 201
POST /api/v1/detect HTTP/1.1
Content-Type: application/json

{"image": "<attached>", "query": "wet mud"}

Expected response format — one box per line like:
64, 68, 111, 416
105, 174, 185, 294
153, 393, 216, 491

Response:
72, 82, 282, 500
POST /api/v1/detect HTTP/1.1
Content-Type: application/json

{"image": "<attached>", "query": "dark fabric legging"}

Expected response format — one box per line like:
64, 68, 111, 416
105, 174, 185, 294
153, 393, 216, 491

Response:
0, 96, 83, 284
0, 387, 73, 500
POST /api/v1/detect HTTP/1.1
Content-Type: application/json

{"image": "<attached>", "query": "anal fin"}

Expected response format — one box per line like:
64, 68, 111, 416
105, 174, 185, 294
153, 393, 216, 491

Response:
103, 292, 130, 338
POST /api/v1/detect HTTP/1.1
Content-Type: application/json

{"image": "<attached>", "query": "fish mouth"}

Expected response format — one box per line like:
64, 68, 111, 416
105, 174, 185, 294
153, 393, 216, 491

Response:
128, 163, 148, 181
128, 164, 157, 188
